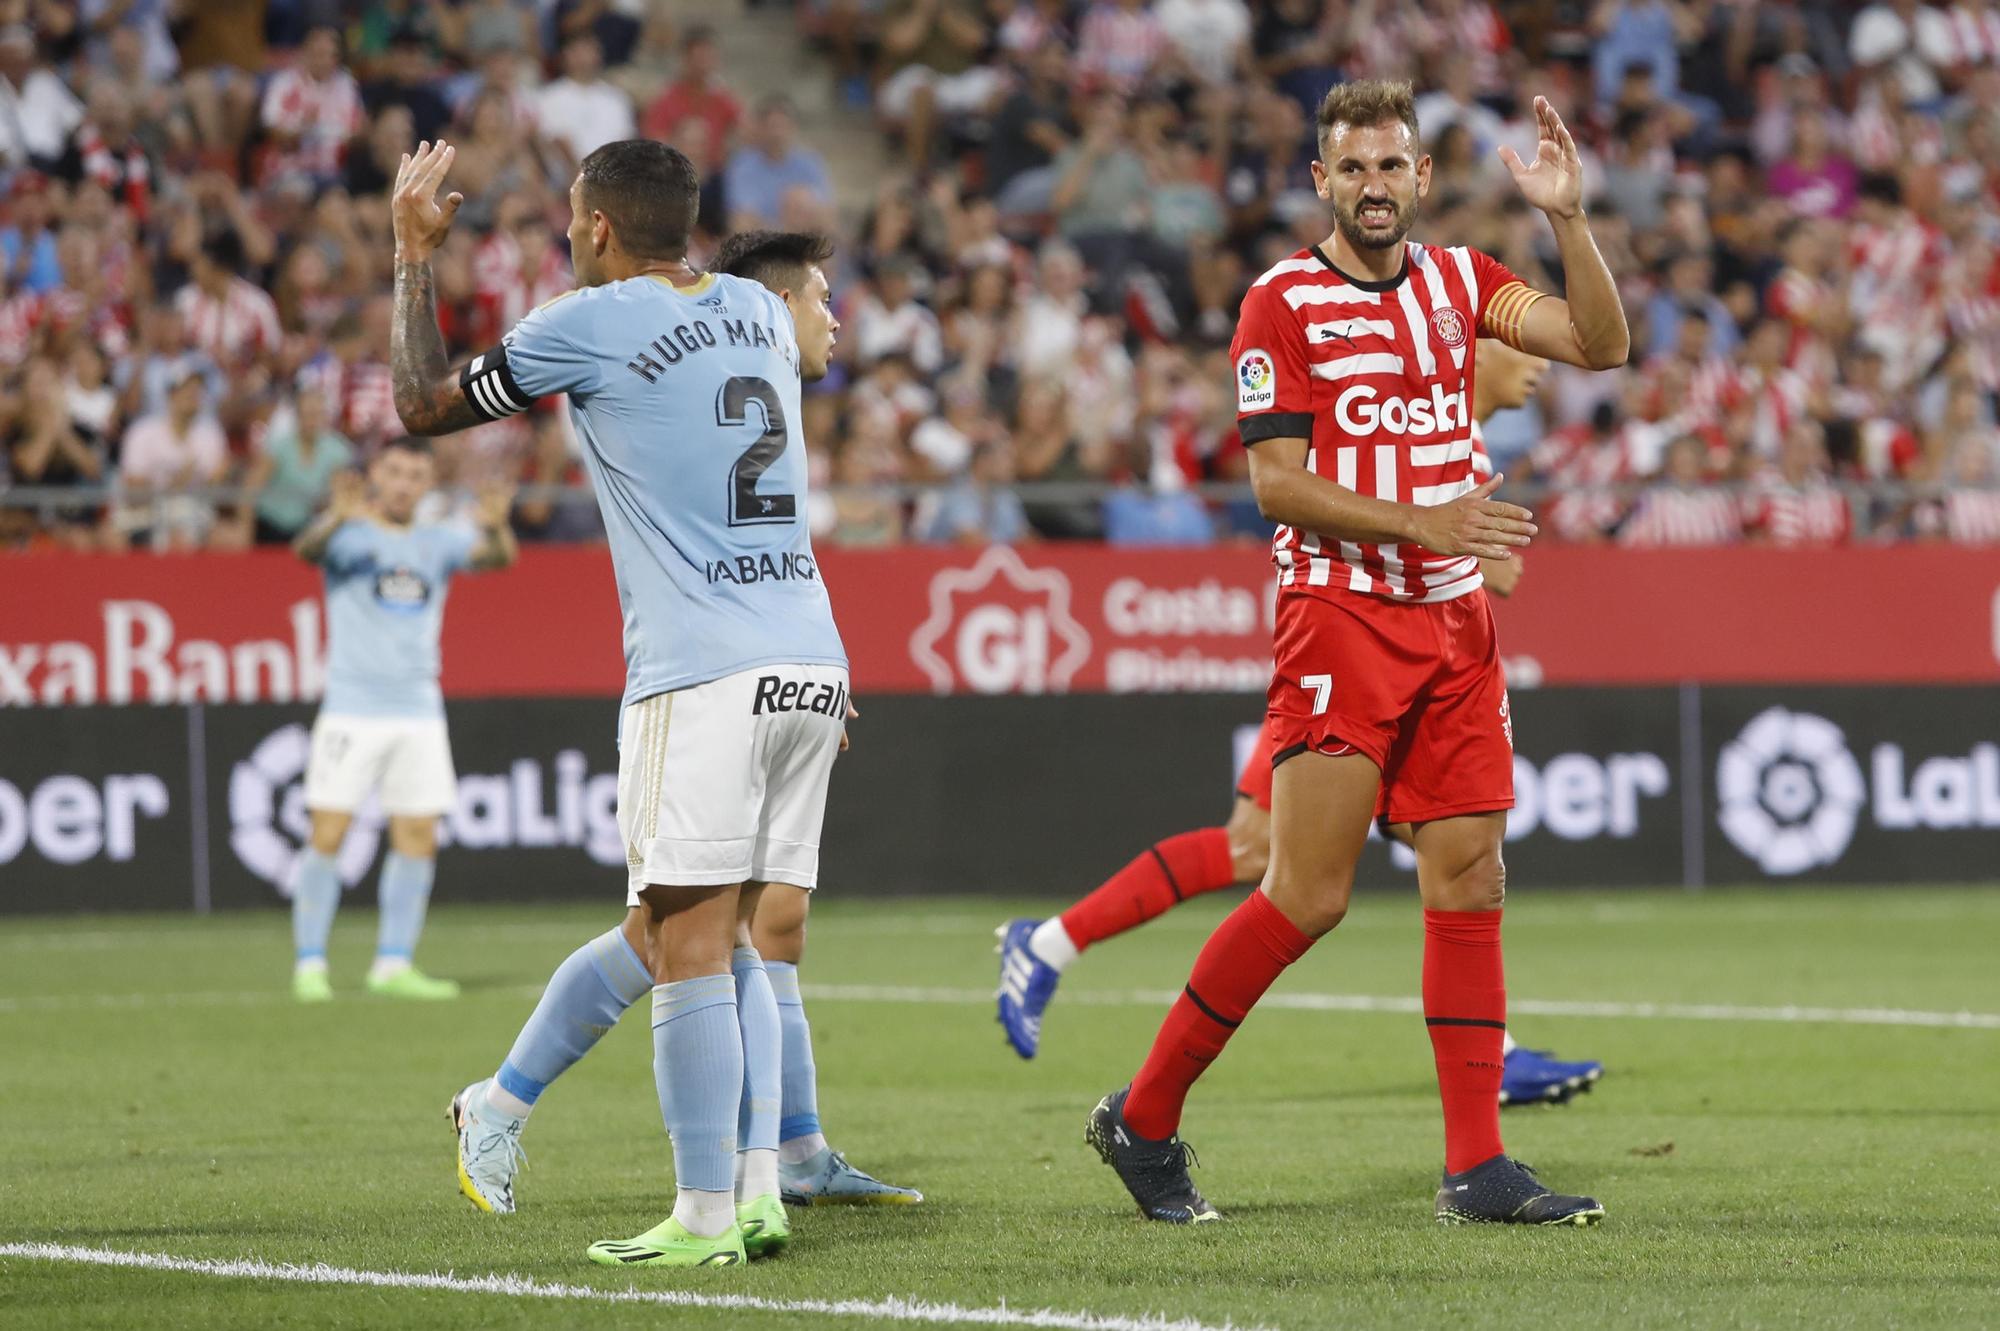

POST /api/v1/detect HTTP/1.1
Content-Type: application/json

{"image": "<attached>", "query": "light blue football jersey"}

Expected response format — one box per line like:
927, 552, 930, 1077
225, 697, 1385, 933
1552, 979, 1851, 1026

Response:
468, 271, 846, 707
320, 519, 477, 718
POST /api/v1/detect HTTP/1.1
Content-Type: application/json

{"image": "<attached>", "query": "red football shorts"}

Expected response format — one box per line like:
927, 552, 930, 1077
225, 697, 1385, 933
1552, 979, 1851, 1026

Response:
1265, 587, 1514, 825
1235, 716, 1276, 811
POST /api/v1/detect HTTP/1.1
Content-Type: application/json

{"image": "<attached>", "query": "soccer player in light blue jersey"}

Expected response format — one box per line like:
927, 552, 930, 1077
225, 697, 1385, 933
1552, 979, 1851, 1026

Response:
389, 139, 856, 1269
289, 441, 517, 1004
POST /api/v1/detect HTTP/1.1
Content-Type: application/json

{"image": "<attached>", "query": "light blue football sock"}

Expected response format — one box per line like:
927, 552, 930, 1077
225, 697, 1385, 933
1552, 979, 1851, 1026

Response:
733, 947, 781, 1157
493, 928, 651, 1113
653, 973, 741, 1194
373, 852, 435, 965
292, 850, 340, 964
767, 961, 822, 1147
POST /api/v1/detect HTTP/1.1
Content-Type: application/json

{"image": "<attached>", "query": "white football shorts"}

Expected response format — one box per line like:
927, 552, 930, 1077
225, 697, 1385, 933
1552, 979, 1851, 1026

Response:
618, 662, 849, 902
303, 713, 459, 817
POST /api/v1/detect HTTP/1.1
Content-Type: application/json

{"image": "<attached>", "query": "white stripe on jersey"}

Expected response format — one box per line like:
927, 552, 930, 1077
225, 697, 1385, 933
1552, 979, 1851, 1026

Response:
1392, 274, 1437, 378
1410, 247, 1465, 370
1254, 256, 1327, 288
1409, 438, 1473, 466
1411, 476, 1476, 505
1312, 352, 1406, 379
1334, 446, 1366, 591
1282, 284, 1383, 309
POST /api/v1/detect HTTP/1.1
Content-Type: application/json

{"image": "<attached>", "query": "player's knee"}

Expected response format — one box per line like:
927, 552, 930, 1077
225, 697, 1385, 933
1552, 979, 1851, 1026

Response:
1436, 852, 1506, 911
1262, 869, 1351, 937
388, 817, 438, 860
308, 811, 350, 856
1224, 803, 1270, 884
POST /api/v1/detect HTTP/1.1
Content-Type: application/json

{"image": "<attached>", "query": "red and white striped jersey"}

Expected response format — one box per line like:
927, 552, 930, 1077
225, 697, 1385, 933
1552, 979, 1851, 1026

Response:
1921, 489, 2000, 543
258, 67, 365, 183
472, 231, 573, 349
0, 290, 43, 364
1949, 2, 2000, 63
1744, 474, 1851, 546
175, 278, 281, 369
1618, 485, 1741, 547
1232, 241, 1535, 603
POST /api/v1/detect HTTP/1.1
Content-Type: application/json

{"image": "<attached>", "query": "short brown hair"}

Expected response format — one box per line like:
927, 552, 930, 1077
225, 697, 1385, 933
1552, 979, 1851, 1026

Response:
1316, 80, 1420, 156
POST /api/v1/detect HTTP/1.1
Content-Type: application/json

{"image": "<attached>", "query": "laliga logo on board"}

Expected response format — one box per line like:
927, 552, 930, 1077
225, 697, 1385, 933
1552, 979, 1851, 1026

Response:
1715, 707, 1865, 875
909, 546, 1092, 694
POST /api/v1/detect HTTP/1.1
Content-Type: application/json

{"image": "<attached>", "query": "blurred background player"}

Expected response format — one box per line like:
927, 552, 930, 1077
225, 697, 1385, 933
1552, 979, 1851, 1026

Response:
388, 140, 849, 1269
436, 229, 919, 1223
998, 338, 1602, 1108
1085, 82, 1628, 1228
288, 442, 516, 1003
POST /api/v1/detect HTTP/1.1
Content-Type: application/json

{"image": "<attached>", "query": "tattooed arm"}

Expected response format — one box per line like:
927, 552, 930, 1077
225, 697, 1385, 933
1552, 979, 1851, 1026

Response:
389, 140, 484, 436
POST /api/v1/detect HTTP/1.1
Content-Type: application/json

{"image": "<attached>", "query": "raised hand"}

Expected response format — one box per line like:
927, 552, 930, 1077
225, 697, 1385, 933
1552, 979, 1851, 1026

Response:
1406, 475, 1537, 561
327, 469, 369, 521
392, 140, 464, 263
1498, 96, 1583, 220
475, 479, 516, 528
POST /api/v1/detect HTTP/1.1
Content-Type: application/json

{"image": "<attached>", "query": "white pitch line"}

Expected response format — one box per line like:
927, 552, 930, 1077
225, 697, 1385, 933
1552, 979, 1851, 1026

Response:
797, 984, 2000, 1031
0, 1243, 1263, 1331
0, 982, 1994, 1031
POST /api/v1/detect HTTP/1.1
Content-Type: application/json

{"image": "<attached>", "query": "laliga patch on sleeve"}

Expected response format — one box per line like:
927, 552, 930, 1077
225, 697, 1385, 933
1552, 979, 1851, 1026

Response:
1235, 349, 1276, 411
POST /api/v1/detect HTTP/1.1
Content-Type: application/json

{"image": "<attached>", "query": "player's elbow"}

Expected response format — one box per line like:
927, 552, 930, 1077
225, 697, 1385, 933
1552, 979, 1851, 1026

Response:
1586, 338, 1630, 371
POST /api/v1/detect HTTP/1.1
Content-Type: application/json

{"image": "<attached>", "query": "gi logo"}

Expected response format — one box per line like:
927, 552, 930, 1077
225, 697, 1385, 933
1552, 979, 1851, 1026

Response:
1716, 706, 1865, 875
1429, 306, 1469, 349
374, 566, 432, 612
1235, 348, 1275, 411
909, 546, 1092, 694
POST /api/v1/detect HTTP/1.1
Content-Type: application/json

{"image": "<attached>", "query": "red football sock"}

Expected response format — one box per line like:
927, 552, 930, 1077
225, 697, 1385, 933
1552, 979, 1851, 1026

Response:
1423, 908, 1508, 1174
1124, 889, 1314, 1140
1058, 827, 1236, 952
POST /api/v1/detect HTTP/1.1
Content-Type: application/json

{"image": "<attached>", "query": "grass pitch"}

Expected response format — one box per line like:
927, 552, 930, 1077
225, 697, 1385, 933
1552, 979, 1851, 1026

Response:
4, 887, 1998, 1330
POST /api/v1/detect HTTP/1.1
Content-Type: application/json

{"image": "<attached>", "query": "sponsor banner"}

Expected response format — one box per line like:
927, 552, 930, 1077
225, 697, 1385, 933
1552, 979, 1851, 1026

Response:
0, 705, 190, 912
201, 700, 625, 911
9, 685, 1991, 914
1703, 687, 2000, 885
5, 546, 2000, 704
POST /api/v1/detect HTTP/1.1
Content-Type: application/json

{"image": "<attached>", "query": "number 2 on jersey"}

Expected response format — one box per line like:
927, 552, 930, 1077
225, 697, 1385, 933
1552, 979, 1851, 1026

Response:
716, 376, 798, 527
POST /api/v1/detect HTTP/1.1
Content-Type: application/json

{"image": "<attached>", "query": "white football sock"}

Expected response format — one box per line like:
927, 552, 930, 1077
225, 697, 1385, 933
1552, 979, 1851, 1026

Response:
1502, 1031, 1517, 1056
779, 1132, 828, 1166
368, 956, 410, 983
294, 957, 328, 977
735, 1147, 779, 1201
672, 1186, 737, 1238
1027, 918, 1079, 973
481, 1078, 534, 1123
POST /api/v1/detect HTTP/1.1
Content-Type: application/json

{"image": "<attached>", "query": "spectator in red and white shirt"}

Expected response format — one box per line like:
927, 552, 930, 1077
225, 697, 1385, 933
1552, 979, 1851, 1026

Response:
472, 202, 573, 349
258, 26, 365, 187
174, 230, 281, 371
1619, 434, 1742, 546
1915, 437, 2000, 541
59, 81, 152, 222
1075, 0, 1168, 94
1744, 419, 1852, 545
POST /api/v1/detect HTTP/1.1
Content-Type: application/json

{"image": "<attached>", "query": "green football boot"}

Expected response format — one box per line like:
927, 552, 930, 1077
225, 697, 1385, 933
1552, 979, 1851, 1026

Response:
736, 1193, 791, 1259
366, 966, 461, 1000
292, 965, 333, 1004
587, 1216, 746, 1268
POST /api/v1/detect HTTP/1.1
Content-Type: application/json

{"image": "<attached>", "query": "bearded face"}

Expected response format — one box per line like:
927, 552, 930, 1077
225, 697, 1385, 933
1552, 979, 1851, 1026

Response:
1314, 119, 1431, 253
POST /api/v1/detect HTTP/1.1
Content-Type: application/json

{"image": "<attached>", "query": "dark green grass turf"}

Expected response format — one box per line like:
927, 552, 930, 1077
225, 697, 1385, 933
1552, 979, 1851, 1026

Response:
4, 888, 1999, 1330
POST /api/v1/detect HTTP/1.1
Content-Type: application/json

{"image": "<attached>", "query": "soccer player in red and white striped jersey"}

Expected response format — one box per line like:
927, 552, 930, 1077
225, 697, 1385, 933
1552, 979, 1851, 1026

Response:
1086, 81, 1628, 1229
1000, 339, 1603, 1107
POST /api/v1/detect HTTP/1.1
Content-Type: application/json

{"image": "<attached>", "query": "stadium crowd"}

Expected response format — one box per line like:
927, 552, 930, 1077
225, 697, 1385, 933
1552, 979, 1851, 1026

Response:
5, 0, 2000, 552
